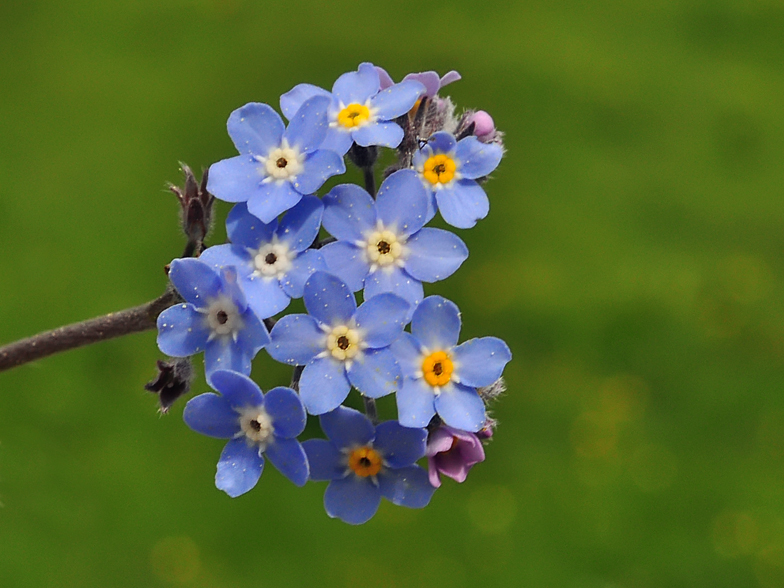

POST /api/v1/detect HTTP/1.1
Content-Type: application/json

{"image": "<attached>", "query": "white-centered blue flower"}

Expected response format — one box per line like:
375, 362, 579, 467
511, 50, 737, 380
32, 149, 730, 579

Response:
302, 406, 435, 525
391, 296, 512, 432
267, 271, 409, 415
413, 131, 504, 229
198, 197, 327, 320
319, 169, 468, 314
156, 258, 270, 380
207, 96, 345, 223
280, 62, 425, 156
183, 370, 309, 497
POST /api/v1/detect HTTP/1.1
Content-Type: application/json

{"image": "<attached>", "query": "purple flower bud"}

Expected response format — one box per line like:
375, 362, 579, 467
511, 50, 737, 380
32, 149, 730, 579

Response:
469, 111, 496, 142
425, 425, 486, 488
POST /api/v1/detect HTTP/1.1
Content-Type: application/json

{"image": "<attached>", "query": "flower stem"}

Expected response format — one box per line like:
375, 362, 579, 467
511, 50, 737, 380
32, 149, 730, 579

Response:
0, 288, 180, 373
363, 396, 378, 425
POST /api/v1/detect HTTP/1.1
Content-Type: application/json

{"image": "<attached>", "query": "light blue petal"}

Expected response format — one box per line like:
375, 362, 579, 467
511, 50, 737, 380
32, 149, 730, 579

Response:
412, 143, 431, 168
352, 121, 404, 149
246, 180, 303, 224
411, 295, 461, 351
389, 332, 424, 379
364, 267, 423, 316
346, 348, 402, 399
265, 437, 309, 486
375, 169, 429, 237
198, 244, 253, 278
280, 249, 327, 298
280, 83, 333, 120
373, 421, 427, 468
403, 227, 468, 283
435, 180, 490, 229
303, 271, 357, 326
320, 128, 354, 156
303, 439, 345, 481
332, 63, 379, 106
225, 202, 276, 248
218, 266, 248, 313
156, 303, 209, 357
369, 79, 424, 119
319, 405, 375, 449
207, 155, 264, 204
324, 476, 381, 525
264, 386, 307, 438
204, 339, 252, 379
454, 136, 503, 179
268, 314, 325, 365
209, 369, 263, 409
354, 293, 409, 348
322, 183, 377, 242
434, 383, 486, 432
402, 72, 440, 97
276, 195, 323, 252
320, 242, 369, 292
452, 337, 512, 388
236, 308, 270, 353
293, 149, 346, 194
426, 131, 457, 154
168, 258, 222, 307
283, 95, 330, 154
376, 66, 394, 89
396, 377, 436, 428
299, 356, 350, 415
215, 437, 264, 498
227, 102, 284, 156
379, 466, 435, 508
242, 276, 291, 319
182, 393, 240, 439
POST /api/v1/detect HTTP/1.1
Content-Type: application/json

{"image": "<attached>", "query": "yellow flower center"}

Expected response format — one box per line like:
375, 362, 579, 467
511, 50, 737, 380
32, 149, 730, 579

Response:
422, 154, 457, 186
326, 325, 361, 361
337, 103, 371, 128
348, 446, 383, 477
422, 351, 453, 387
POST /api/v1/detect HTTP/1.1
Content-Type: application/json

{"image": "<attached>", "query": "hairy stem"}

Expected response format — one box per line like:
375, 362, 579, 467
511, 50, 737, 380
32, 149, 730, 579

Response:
0, 288, 180, 373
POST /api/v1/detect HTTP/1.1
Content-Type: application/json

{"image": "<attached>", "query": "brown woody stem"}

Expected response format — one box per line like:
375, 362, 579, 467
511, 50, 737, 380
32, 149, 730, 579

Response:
0, 289, 180, 373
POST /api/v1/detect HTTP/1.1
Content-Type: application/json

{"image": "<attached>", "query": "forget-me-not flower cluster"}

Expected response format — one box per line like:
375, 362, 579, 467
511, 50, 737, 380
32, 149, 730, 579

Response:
154, 62, 510, 524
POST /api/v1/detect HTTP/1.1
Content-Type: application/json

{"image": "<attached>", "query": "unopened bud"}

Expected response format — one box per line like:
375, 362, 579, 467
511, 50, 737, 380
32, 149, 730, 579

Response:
169, 164, 214, 256
145, 358, 194, 413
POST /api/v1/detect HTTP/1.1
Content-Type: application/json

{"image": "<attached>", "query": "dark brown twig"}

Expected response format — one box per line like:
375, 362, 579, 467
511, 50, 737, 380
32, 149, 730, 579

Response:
0, 288, 180, 373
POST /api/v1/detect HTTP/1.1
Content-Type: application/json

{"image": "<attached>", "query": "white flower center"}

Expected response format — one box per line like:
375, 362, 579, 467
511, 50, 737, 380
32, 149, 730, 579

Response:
360, 224, 406, 272
200, 295, 243, 341
252, 239, 294, 279
255, 139, 304, 181
237, 406, 274, 447
326, 325, 362, 361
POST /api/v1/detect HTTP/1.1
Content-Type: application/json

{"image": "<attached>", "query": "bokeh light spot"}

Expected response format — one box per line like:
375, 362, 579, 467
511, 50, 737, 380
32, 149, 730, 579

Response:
150, 536, 201, 584
466, 485, 517, 534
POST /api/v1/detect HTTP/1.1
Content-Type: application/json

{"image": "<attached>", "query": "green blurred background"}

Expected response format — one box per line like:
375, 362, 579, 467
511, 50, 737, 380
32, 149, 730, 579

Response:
2, 0, 783, 586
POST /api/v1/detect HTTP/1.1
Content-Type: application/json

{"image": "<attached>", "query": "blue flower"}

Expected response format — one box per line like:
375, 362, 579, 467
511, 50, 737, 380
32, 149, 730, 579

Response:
207, 97, 346, 223
156, 258, 270, 380
413, 131, 504, 229
302, 406, 435, 524
391, 296, 512, 432
183, 370, 309, 497
198, 197, 327, 319
319, 169, 468, 312
267, 271, 409, 415
280, 62, 425, 156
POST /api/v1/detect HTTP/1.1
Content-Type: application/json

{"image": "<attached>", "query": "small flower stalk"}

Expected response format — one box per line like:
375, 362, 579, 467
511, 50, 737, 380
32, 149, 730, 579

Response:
151, 62, 511, 524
